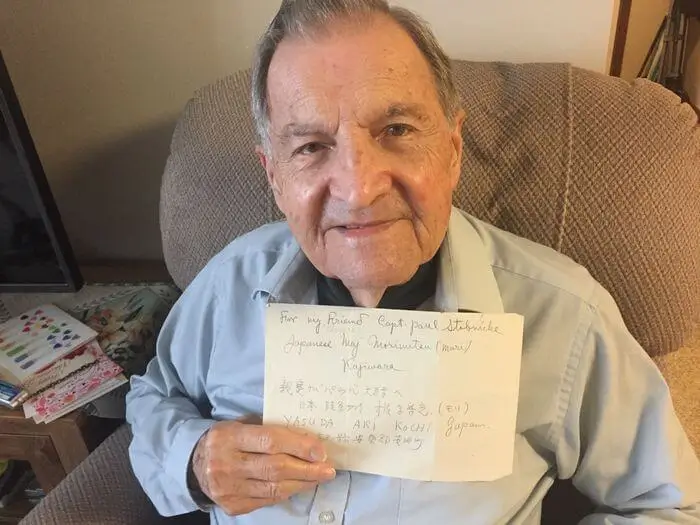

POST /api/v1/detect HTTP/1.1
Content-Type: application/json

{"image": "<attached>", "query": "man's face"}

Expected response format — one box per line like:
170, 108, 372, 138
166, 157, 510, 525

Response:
259, 15, 465, 291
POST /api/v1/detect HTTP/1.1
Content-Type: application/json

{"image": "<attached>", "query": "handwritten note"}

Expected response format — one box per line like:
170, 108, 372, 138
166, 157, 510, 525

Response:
263, 304, 524, 482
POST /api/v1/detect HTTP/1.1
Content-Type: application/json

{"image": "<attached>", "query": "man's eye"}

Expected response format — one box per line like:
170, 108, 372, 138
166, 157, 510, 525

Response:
384, 124, 413, 137
295, 142, 326, 156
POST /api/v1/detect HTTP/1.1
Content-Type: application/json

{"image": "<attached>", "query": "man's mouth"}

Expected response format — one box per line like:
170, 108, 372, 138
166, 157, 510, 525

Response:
333, 219, 399, 236
343, 221, 389, 229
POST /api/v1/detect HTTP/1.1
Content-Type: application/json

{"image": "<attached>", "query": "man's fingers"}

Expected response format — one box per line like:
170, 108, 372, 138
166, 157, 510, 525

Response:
242, 479, 319, 499
238, 452, 336, 482
231, 423, 327, 462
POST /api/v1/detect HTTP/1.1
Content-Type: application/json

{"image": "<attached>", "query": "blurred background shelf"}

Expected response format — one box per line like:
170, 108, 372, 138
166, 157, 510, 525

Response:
0, 497, 36, 524
678, 0, 700, 18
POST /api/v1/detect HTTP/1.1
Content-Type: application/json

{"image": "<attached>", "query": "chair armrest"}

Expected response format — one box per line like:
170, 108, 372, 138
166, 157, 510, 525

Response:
19, 423, 165, 525
654, 322, 700, 455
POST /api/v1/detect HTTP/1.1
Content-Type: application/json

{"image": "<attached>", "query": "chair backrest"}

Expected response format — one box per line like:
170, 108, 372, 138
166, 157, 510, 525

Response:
160, 60, 700, 357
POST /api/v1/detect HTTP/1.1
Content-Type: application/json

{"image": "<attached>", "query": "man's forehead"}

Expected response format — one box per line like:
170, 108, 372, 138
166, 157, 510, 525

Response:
266, 16, 437, 122
267, 55, 437, 138
266, 44, 417, 107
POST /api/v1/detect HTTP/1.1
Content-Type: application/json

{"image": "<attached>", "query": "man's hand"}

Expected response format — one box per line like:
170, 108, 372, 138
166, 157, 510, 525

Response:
191, 421, 336, 516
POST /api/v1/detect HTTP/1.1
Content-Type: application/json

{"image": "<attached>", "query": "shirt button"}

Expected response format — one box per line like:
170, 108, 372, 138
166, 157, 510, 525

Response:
319, 510, 336, 523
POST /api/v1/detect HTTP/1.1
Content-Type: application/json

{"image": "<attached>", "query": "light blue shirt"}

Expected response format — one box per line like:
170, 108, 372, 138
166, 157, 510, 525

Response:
126, 208, 700, 524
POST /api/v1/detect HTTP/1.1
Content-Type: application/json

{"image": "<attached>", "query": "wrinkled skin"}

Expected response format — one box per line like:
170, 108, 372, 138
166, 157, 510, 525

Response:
258, 14, 465, 307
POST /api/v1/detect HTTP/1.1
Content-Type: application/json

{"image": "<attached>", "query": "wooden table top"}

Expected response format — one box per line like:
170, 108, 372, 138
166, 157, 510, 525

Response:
0, 405, 84, 433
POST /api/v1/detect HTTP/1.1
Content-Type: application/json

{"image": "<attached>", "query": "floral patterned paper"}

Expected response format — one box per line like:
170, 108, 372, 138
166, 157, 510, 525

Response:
27, 349, 123, 421
73, 288, 171, 378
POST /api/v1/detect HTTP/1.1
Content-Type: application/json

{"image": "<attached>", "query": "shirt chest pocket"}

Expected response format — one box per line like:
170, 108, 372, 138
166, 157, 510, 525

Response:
343, 475, 514, 525
398, 480, 498, 524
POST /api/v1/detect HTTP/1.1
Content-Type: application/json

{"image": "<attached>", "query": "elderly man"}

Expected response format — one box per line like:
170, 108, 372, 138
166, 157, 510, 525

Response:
125, 0, 700, 523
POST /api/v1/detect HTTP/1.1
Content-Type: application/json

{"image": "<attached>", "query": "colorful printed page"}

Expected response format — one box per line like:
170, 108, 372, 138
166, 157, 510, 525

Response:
0, 305, 97, 383
24, 347, 123, 422
21, 340, 104, 395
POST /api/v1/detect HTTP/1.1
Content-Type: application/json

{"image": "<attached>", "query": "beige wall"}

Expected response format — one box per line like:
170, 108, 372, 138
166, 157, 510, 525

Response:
1, 0, 617, 262
685, 19, 700, 107
396, 0, 617, 73
1, 0, 279, 261
620, 0, 670, 81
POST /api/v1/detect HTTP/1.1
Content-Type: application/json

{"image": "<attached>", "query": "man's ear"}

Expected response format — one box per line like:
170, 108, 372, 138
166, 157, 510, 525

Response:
255, 145, 282, 196
448, 109, 466, 189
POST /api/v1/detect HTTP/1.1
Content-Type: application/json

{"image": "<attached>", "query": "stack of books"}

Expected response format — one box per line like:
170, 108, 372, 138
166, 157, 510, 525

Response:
0, 288, 173, 424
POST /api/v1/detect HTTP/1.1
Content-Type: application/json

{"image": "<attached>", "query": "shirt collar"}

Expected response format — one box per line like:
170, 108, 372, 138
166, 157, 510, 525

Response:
254, 207, 504, 314
435, 207, 504, 314
254, 242, 318, 305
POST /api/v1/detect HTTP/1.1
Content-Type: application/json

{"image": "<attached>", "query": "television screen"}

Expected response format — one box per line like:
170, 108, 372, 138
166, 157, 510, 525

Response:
0, 52, 82, 292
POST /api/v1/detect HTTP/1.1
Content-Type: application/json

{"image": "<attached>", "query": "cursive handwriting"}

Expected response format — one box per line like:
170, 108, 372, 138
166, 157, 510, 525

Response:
283, 334, 333, 355
442, 316, 503, 335
437, 341, 473, 354
327, 311, 369, 328
410, 318, 439, 336
444, 416, 487, 438
367, 335, 432, 352
377, 315, 405, 334
341, 332, 359, 359
307, 315, 322, 334
280, 310, 298, 324
342, 357, 404, 378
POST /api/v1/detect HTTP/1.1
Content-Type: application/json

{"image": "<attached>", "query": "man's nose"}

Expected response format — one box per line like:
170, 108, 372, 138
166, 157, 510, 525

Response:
329, 132, 392, 208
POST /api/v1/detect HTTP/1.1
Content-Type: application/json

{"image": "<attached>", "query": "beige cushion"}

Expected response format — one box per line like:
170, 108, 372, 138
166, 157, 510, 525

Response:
451, 62, 700, 357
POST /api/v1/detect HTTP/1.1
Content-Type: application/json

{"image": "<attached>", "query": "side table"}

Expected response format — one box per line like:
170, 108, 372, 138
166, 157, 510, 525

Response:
0, 264, 176, 522
0, 406, 120, 523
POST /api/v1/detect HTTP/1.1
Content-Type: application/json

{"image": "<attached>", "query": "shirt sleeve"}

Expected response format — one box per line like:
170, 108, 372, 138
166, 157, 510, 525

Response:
125, 267, 221, 516
553, 285, 700, 524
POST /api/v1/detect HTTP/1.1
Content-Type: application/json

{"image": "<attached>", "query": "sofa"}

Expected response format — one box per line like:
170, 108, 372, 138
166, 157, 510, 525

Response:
20, 60, 700, 525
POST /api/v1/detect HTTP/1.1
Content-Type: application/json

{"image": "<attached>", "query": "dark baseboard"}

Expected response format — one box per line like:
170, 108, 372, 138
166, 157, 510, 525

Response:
79, 260, 172, 285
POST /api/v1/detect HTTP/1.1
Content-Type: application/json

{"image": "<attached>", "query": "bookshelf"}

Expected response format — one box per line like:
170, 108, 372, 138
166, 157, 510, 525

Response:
0, 498, 34, 525
611, 0, 700, 78
0, 407, 121, 523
